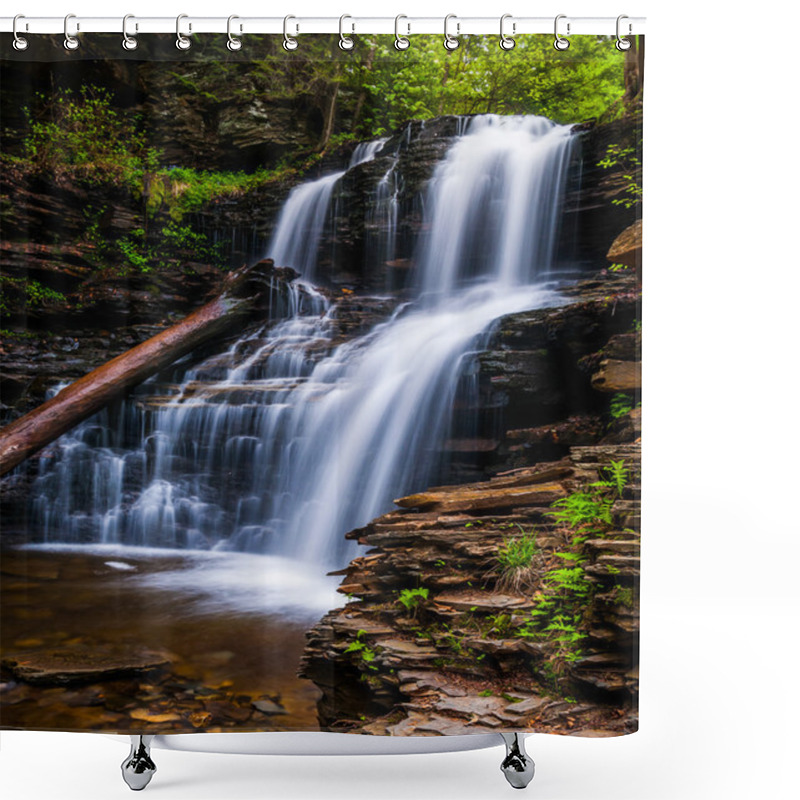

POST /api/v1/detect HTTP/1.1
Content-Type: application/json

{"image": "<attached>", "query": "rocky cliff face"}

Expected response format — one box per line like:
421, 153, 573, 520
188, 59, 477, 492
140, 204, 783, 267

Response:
563, 117, 643, 266
195, 115, 641, 290
300, 271, 641, 736
1, 114, 638, 427
0, 38, 330, 172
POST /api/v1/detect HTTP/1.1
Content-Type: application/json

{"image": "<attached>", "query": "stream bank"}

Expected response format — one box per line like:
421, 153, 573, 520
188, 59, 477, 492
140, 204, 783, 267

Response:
300, 271, 641, 736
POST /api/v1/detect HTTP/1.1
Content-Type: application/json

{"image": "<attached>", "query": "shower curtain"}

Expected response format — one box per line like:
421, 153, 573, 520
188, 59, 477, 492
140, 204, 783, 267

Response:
0, 31, 642, 739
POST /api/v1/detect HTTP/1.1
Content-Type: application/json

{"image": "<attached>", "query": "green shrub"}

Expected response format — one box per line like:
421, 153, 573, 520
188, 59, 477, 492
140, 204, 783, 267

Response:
22, 87, 157, 184
0, 277, 67, 316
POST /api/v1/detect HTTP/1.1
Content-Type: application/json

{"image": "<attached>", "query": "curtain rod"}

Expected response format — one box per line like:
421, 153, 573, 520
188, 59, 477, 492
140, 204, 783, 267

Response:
1, 16, 646, 37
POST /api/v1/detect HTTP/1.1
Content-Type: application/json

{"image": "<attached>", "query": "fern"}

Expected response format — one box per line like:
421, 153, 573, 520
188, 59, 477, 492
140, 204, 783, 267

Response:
610, 393, 634, 419
605, 459, 629, 497
547, 567, 592, 598
550, 487, 613, 529
397, 587, 429, 618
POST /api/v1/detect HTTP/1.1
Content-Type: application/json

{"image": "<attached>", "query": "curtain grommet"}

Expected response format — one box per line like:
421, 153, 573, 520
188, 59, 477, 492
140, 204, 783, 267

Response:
176, 14, 192, 50
339, 14, 354, 50
12, 15, 29, 51
227, 15, 242, 51
443, 14, 459, 51
499, 14, 515, 50
64, 13, 80, 51
394, 15, 410, 50
122, 14, 138, 51
554, 15, 570, 50
283, 15, 299, 51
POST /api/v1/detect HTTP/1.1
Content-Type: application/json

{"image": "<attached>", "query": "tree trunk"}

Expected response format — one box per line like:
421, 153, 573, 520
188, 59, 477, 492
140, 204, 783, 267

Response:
351, 45, 376, 132
318, 82, 340, 152
0, 259, 295, 477
623, 36, 645, 104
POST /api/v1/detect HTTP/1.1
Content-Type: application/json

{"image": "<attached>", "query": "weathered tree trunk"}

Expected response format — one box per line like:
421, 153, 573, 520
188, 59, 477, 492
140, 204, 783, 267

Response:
318, 82, 340, 152
623, 36, 645, 103
351, 46, 376, 132
0, 259, 294, 477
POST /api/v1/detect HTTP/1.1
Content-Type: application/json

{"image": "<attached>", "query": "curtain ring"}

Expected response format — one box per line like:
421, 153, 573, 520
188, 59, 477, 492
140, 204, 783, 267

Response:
339, 14, 354, 50
12, 15, 29, 51
394, 15, 410, 50
443, 14, 459, 51
554, 14, 570, 50
616, 14, 632, 51
64, 13, 80, 51
227, 15, 242, 51
499, 14, 515, 50
176, 14, 191, 50
122, 15, 138, 51
283, 15, 298, 51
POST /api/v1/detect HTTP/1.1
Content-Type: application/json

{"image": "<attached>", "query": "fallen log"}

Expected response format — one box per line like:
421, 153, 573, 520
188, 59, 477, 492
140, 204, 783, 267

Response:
0, 259, 296, 477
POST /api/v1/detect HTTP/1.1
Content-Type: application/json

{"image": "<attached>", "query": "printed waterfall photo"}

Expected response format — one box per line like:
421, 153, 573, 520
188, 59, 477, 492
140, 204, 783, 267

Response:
0, 34, 642, 737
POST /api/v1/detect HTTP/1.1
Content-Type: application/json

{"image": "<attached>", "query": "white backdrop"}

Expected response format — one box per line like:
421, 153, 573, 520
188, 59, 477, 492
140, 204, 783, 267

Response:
2, 1, 798, 798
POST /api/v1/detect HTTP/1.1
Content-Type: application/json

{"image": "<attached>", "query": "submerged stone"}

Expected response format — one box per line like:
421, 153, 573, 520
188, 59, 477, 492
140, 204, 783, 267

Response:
1, 645, 170, 685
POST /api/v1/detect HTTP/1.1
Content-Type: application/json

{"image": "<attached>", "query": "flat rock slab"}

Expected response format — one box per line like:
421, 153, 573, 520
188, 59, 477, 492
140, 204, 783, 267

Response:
387, 712, 501, 737
504, 696, 549, 716
434, 592, 532, 613
435, 695, 509, 719
1, 646, 170, 685
395, 483, 565, 513
590, 359, 641, 392
329, 615, 395, 636
397, 669, 466, 697
373, 638, 439, 664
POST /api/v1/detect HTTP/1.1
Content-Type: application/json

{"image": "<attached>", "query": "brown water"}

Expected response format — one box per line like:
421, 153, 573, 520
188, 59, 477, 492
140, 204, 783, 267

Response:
0, 546, 338, 733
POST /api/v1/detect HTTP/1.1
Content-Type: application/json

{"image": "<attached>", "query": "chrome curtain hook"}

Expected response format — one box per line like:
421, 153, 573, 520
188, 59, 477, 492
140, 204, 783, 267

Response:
499, 14, 515, 50
64, 13, 80, 51
227, 15, 242, 51
339, 14, 354, 50
12, 14, 29, 51
554, 14, 570, 50
283, 15, 298, 51
176, 14, 191, 50
122, 15, 138, 51
443, 14, 459, 51
394, 15, 410, 50
616, 14, 632, 51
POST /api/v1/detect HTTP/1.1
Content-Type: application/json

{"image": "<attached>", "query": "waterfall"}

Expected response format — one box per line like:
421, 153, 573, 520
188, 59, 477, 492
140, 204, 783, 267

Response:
365, 164, 400, 278
29, 116, 574, 570
349, 139, 387, 166
267, 138, 387, 278
417, 115, 573, 296
267, 172, 344, 278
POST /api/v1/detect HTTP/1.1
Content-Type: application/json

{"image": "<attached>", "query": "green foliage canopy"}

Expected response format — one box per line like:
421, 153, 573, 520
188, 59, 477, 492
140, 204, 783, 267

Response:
344, 34, 625, 134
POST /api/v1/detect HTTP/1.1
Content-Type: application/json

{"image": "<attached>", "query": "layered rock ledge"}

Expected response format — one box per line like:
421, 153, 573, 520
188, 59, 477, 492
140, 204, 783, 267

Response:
300, 443, 640, 737
300, 268, 641, 737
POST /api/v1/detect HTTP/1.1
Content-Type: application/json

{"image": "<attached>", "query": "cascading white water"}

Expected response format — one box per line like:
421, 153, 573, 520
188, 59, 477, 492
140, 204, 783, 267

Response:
267, 173, 344, 278
267, 138, 387, 278
365, 165, 400, 277
30, 116, 574, 572
418, 115, 573, 297
349, 139, 387, 166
